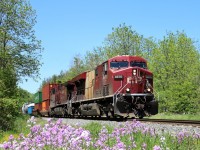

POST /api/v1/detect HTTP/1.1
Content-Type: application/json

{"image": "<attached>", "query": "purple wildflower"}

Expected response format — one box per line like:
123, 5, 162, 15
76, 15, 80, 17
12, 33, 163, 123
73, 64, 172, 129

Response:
142, 142, 147, 150
176, 130, 190, 143
193, 132, 200, 139
153, 145, 161, 150
112, 141, 126, 150
9, 135, 14, 141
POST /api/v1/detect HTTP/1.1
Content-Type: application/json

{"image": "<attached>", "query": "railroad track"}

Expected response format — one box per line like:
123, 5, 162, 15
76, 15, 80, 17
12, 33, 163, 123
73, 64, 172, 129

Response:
137, 118, 200, 127
42, 116, 200, 126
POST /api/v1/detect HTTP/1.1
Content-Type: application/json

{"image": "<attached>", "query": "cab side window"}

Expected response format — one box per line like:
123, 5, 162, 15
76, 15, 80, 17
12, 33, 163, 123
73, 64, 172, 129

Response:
103, 62, 108, 75
95, 68, 98, 76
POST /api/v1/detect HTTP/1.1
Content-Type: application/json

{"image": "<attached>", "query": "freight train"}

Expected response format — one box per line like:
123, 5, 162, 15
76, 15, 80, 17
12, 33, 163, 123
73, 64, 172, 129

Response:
26, 55, 158, 119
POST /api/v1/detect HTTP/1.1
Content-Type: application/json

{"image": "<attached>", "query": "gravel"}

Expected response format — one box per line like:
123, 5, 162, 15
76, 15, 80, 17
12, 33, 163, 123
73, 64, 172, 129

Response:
141, 122, 200, 136
44, 117, 200, 136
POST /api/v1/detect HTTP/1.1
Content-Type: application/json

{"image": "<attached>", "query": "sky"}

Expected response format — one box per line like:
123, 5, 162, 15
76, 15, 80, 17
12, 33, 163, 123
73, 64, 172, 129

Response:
19, 0, 200, 94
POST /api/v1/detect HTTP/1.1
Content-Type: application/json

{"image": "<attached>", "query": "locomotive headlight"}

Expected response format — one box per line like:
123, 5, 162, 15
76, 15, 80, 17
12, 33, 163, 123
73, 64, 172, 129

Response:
147, 88, 151, 92
133, 69, 137, 76
126, 88, 130, 93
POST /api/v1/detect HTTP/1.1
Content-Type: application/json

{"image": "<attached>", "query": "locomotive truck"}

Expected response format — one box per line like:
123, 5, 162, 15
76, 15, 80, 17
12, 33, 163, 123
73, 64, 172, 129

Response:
32, 55, 158, 119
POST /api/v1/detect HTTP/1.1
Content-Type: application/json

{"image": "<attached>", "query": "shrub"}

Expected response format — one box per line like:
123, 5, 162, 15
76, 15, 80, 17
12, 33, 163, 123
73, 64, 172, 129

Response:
0, 98, 21, 131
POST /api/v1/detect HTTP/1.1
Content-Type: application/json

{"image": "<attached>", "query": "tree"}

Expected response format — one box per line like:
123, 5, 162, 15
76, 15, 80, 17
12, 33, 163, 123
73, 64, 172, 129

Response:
0, 0, 42, 97
68, 55, 86, 78
84, 47, 106, 70
103, 23, 145, 58
150, 31, 200, 113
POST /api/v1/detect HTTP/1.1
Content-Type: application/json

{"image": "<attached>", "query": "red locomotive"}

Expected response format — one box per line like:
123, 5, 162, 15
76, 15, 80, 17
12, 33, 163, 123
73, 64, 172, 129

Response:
35, 55, 158, 118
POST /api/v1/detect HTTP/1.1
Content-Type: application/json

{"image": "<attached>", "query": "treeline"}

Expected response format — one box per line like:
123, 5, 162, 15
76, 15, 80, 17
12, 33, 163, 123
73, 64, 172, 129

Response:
0, 0, 42, 130
43, 24, 200, 114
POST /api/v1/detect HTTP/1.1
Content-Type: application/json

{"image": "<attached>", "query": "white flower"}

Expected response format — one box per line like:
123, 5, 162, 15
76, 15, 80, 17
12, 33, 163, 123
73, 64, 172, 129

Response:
81, 130, 90, 138
160, 136, 165, 143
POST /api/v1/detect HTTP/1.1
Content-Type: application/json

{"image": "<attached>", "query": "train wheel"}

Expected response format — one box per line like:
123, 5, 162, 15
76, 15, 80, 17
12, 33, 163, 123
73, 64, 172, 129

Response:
138, 110, 144, 119
105, 104, 114, 118
61, 108, 65, 117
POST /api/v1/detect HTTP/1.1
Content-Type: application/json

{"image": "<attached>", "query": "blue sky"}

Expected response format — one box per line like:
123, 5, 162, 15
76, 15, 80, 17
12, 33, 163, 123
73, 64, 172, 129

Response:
19, 0, 200, 93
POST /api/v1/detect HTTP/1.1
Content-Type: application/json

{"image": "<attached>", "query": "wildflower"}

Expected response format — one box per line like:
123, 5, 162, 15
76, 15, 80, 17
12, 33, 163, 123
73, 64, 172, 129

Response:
27, 116, 36, 125
2, 142, 11, 149
30, 125, 41, 134
51, 126, 58, 135
132, 141, 137, 148
56, 118, 63, 126
142, 127, 149, 136
176, 130, 190, 143
48, 118, 52, 122
80, 130, 90, 140
160, 136, 165, 143
112, 141, 126, 150
193, 132, 200, 139
150, 128, 156, 136
153, 145, 161, 150
142, 143, 147, 150
9, 135, 14, 141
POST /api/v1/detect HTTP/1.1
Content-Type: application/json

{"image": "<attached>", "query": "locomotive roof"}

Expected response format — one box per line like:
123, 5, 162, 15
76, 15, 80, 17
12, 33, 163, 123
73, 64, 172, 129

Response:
108, 55, 147, 62
64, 72, 87, 86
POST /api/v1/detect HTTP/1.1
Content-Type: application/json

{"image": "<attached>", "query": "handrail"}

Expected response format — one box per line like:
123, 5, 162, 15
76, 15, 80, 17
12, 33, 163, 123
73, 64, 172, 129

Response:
113, 80, 130, 107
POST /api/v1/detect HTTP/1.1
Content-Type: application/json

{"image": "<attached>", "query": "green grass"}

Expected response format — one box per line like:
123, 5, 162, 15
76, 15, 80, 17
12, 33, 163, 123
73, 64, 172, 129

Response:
149, 112, 200, 120
0, 115, 29, 143
0, 115, 47, 143
83, 122, 103, 139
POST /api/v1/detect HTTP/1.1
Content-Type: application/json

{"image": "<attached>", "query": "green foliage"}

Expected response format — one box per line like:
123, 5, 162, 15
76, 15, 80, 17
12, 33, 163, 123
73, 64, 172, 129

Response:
83, 122, 103, 139
68, 55, 87, 77
104, 23, 144, 57
150, 31, 200, 113
0, 98, 21, 131
84, 47, 106, 70
0, 68, 17, 98
15, 87, 32, 104
0, 0, 42, 98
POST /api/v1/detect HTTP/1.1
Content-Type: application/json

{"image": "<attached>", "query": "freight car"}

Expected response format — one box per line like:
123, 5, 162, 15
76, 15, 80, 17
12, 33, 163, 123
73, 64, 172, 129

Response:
22, 103, 35, 115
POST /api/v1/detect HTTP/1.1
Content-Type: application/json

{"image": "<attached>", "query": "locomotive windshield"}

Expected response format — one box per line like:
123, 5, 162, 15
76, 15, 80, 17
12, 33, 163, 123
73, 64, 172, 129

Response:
110, 61, 129, 68
130, 61, 147, 69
